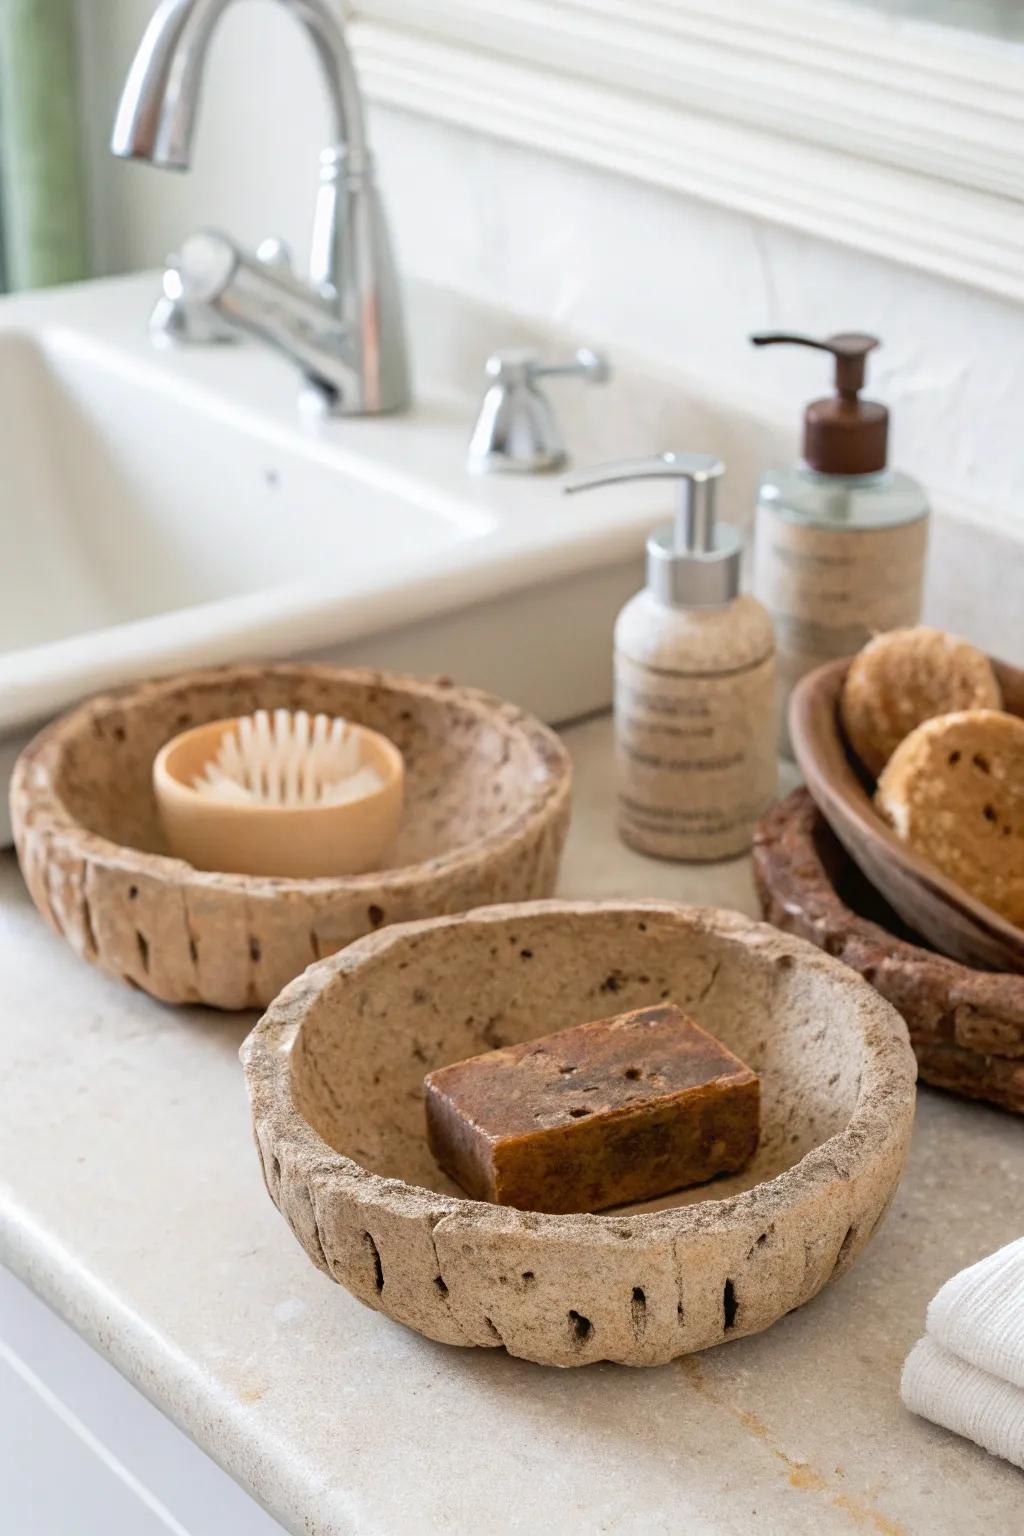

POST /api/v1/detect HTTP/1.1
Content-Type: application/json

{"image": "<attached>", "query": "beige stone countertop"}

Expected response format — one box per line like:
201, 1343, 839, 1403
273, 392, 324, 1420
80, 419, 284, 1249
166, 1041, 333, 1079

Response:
2, 713, 1023, 1535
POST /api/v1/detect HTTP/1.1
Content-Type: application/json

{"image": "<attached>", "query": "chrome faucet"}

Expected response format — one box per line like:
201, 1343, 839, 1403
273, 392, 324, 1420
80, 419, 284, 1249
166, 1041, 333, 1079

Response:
111, 0, 411, 415
467, 347, 611, 474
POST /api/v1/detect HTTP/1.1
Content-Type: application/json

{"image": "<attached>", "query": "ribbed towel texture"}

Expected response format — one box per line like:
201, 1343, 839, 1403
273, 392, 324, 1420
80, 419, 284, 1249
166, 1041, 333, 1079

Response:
902, 1237, 1024, 1468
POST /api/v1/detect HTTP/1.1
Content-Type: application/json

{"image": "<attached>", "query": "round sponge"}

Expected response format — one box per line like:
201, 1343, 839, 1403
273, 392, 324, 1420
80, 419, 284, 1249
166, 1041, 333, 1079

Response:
840, 627, 1001, 778
875, 709, 1024, 928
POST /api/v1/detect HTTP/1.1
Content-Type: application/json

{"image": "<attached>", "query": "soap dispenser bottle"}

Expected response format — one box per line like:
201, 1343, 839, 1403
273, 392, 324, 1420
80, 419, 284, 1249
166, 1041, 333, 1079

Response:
751, 332, 929, 750
565, 452, 776, 861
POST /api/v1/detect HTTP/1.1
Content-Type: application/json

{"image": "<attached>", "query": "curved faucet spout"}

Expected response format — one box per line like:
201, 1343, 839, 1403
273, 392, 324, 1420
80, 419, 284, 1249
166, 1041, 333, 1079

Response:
110, 0, 409, 415
111, 0, 368, 170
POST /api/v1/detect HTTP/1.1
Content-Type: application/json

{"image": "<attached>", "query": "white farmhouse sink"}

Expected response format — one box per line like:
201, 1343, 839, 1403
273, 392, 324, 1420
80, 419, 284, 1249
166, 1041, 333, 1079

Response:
2, 328, 487, 659
0, 272, 665, 839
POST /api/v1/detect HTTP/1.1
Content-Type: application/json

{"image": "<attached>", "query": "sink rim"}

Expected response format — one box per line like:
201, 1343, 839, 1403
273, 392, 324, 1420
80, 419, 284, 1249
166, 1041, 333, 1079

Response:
0, 269, 661, 735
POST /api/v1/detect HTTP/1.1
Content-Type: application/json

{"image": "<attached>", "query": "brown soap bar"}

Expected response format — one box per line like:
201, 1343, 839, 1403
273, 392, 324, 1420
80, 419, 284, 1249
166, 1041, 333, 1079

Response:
424, 1003, 759, 1214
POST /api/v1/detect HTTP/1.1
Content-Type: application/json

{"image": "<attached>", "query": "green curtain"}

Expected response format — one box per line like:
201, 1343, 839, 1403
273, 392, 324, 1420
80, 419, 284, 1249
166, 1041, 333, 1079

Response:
0, 0, 88, 291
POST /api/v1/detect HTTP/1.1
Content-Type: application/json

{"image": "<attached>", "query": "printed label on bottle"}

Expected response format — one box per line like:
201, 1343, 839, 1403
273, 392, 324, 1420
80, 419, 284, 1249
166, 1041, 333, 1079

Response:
614, 650, 776, 861
757, 510, 927, 697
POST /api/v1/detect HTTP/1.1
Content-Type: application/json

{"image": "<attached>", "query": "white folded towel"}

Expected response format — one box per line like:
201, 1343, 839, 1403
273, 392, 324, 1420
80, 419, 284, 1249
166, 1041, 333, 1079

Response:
902, 1237, 1024, 1469
902, 1337, 1024, 1468
928, 1236, 1024, 1390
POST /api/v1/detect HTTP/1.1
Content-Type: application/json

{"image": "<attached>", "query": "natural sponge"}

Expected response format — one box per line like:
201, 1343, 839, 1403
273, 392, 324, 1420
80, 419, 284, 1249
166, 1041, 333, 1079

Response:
841, 627, 1001, 778
876, 709, 1024, 927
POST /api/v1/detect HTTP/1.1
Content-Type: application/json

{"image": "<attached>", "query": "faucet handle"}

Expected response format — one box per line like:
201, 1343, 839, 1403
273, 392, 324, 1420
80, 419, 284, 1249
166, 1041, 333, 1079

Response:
468, 346, 611, 475
149, 252, 239, 345
528, 347, 611, 385
482, 346, 609, 388
256, 237, 296, 276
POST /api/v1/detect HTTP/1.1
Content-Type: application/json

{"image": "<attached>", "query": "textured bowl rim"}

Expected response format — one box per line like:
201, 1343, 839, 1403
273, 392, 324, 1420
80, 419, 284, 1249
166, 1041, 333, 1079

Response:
241, 898, 917, 1248
10, 663, 573, 898
754, 788, 1024, 1114
754, 787, 1024, 1006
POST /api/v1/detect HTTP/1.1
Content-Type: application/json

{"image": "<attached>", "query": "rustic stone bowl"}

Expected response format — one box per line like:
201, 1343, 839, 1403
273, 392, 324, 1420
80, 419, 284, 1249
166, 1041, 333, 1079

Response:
11, 665, 571, 1009
755, 788, 1024, 1115
241, 899, 916, 1368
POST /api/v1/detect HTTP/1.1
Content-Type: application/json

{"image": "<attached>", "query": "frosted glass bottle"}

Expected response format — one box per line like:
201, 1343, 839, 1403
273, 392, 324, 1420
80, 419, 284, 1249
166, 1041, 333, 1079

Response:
750, 331, 930, 752
757, 464, 929, 739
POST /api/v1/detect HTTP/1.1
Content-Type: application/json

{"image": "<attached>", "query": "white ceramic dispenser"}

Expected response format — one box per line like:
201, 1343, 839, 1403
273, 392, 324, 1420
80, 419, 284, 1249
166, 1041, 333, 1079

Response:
565, 453, 777, 861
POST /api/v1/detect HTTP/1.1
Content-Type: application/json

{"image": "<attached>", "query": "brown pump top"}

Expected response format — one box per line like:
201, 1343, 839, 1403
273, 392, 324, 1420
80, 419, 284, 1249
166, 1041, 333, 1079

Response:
751, 331, 888, 476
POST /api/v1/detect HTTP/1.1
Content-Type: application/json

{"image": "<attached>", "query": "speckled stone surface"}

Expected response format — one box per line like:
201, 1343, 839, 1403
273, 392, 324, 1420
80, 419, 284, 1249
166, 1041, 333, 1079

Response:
10, 664, 571, 1008
243, 900, 915, 1366
3, 716, 1024, 1534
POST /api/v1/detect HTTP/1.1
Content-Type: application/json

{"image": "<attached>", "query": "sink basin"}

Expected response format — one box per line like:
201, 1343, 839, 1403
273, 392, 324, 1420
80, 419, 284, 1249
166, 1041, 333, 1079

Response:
0, 272, 660, 840
2, 328, 487, 659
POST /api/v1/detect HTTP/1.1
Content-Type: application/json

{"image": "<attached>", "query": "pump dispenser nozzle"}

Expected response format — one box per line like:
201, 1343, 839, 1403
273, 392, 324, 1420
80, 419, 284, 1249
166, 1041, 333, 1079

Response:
751, 330, 887, 475
564, 452, 739, 607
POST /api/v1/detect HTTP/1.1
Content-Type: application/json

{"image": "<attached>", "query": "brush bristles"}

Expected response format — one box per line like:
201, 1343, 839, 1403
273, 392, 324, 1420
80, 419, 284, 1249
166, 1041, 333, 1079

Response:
191, 710, 385, 807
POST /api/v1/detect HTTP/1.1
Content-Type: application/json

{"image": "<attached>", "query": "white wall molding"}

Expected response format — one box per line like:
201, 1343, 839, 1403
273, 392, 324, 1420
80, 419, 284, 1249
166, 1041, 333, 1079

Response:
350, 0, 1024, 304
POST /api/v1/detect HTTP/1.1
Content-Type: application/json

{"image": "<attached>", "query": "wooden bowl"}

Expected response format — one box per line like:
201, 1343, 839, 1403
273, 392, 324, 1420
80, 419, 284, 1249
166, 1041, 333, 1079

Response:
754, 789, 1024, 1114
240, 899, 916, 1368
11, 665, 571, 1009
789, 655, 1024, 973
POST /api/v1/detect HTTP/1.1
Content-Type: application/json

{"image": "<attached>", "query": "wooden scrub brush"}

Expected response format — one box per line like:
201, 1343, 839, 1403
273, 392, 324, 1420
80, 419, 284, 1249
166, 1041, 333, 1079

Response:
153, 708, 404, 877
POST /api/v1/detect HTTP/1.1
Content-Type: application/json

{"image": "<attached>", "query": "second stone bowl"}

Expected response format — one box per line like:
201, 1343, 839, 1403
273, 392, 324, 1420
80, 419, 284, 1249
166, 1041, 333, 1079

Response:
241, 899, 916, 1367
754, 787, 1024, 1114
11, 665, 571, 1008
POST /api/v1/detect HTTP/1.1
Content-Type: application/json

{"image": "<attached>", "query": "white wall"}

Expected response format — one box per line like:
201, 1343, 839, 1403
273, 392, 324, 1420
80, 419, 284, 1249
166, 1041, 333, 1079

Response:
79, 1, 1024, 547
